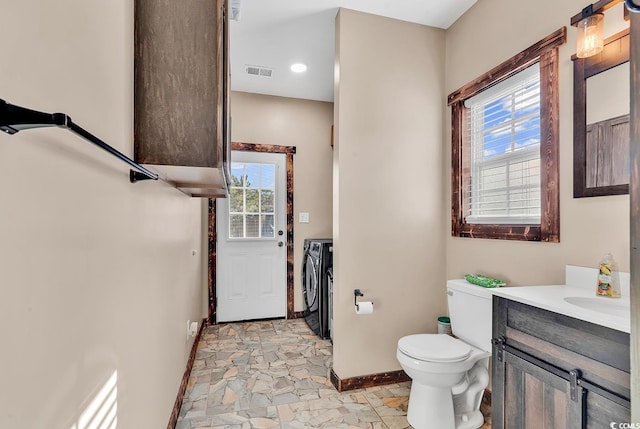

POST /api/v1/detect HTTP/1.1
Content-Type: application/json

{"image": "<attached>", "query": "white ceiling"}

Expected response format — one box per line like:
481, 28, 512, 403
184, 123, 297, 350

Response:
229, 0, 477, 102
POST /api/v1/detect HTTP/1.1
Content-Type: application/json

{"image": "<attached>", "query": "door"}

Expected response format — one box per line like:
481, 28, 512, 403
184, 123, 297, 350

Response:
216, 151, 287, 322
494, 350, 585, 429
494, 347, 631, 428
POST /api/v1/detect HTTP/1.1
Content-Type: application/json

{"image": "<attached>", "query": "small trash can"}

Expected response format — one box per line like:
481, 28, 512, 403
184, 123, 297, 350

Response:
437, 316, 451, 335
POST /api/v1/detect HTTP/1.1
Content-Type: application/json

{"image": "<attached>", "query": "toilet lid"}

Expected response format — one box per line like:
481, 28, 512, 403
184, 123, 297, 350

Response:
398, 334, 472, 362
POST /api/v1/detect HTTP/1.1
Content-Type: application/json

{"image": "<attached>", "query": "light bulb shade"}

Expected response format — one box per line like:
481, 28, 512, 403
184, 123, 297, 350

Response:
576, 13, 604, 58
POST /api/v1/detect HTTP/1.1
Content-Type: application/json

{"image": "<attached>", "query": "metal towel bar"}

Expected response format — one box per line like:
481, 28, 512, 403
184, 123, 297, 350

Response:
0, 98, 158, 182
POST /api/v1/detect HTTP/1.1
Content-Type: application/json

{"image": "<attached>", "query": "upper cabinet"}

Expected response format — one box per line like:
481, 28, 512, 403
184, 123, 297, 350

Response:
134, 0, 230, 198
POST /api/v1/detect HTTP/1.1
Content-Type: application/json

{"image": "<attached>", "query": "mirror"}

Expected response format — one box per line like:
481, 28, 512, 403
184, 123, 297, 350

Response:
573, 28, 630, 198
586, 62, 630, 189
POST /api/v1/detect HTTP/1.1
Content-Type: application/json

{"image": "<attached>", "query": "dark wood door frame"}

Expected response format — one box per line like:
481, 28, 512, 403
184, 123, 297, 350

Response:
208, 142, 297, 324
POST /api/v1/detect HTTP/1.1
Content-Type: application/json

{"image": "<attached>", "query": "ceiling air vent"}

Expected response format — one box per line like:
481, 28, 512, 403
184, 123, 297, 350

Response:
246, 65, 273, 78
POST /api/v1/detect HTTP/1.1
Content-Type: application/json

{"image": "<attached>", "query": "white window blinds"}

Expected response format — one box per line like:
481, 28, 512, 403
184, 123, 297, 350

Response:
463, 63, 541, 225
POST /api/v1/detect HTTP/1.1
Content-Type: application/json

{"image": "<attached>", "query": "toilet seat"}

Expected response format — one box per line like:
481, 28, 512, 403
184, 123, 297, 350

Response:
398, 334, 471, 363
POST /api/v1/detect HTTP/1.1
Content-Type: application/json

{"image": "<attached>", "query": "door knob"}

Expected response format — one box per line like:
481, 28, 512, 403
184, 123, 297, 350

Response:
278, 241, 284, 247
278, 230, 284, 236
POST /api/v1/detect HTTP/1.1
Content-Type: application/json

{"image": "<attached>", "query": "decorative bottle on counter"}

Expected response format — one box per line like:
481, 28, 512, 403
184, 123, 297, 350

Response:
596, 253, 621, 298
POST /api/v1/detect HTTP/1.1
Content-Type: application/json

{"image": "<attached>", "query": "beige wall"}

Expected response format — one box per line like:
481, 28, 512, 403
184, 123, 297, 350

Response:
445, 1, 630, 285
230, 91, 334, 312
3, 2, 630, 425
0, 1, 206, 428
333, 9, 447, 378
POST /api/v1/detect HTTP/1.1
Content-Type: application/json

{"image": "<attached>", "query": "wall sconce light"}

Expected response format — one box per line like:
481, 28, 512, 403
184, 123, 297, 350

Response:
571, 0, 630, 58
576, 5, 605, 58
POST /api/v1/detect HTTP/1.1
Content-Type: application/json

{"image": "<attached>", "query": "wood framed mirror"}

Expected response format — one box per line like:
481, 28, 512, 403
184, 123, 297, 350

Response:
573, 28, 630, 198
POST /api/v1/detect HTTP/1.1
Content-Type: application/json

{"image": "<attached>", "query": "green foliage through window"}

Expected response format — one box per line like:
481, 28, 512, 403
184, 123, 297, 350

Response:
229, 162, 276, 239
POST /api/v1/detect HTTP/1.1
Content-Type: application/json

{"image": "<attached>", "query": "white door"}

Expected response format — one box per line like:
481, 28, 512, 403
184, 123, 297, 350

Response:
216, 151, 287, 322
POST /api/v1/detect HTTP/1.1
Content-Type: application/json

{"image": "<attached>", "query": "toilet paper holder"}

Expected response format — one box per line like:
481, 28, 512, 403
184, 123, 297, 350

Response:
354, 289, 370, 310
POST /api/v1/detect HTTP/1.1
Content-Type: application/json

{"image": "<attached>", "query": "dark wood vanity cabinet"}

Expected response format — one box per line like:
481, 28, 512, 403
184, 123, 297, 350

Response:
492, 296, 630, 428
134, 0, 230, 197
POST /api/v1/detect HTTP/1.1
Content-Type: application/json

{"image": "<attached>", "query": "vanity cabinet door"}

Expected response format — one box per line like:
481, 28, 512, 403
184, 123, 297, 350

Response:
585, 390, 630, 429
494, 350, 583, 429
492, 296, 631, 429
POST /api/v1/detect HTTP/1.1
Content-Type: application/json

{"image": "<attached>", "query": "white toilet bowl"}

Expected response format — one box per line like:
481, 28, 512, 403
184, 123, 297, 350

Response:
397, 279, 495, 428
397, 334, 490, 429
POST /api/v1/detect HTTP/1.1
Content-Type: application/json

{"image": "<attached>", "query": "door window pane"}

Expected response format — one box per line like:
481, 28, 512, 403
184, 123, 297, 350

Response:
229, 214, 244, 238
228, 161, 277, 239
230, 165, 244, 186
261, 214, 275, 238
246, 189, 259, 213
245, 164, 260, 188
246, 214, 260, 238
261, 164, 275, 187
230, 188, 244, 212
261, 189, 274, 212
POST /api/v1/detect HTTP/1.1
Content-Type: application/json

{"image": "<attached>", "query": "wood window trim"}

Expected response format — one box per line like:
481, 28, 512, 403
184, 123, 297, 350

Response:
449, 28, 565, 242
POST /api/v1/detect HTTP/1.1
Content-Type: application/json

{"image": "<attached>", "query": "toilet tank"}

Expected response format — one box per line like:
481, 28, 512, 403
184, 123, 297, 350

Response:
446, 279, 495, 353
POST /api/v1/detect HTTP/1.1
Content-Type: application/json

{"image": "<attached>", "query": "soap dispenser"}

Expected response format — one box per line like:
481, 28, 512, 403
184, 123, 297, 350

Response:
596, 253, 621, 298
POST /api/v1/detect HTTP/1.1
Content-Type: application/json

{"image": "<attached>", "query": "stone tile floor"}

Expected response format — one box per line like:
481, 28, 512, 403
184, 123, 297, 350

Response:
177, 318, 491, 429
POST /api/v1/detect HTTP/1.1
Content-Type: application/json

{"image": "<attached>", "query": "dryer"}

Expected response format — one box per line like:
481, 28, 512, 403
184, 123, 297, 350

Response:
327, 267, 333, 342
301, 238, 332, 339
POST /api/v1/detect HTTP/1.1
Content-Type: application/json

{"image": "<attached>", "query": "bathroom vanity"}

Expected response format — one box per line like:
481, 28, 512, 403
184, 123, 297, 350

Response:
490, 266, 630, 428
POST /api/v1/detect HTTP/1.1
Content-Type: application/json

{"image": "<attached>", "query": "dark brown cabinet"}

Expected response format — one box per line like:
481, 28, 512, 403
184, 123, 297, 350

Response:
134, 0, 230, 197
492, 296, 630, 428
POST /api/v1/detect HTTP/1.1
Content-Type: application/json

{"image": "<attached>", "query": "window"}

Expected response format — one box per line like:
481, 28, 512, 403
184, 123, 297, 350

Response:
448, 28, 565, 242
228, 162, 276, 239
465, 64, 541, 225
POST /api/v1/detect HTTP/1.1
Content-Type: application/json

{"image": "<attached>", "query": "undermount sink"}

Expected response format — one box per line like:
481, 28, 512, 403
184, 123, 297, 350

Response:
563, 296, 629, 317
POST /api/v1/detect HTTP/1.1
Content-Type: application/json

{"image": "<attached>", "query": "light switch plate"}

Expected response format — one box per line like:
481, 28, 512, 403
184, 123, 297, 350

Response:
299, 212, 310, 223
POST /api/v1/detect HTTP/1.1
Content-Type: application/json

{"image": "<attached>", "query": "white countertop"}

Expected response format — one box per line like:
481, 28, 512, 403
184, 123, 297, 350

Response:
492, 284, 630, 333
486, 265, 631, 333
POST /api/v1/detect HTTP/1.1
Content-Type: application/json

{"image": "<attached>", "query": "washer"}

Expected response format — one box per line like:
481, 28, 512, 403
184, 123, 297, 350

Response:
301, 238, 332, 339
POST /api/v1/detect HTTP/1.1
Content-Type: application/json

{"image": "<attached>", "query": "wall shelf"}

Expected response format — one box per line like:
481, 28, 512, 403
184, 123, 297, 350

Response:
0, 98, 158, 183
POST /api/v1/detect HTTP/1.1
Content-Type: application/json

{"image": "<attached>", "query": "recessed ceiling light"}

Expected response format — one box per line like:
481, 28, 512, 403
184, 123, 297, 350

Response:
290, 63, 307, 73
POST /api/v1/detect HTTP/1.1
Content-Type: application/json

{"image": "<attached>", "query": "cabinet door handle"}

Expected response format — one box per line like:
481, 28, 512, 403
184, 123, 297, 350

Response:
569, 369, 582, 402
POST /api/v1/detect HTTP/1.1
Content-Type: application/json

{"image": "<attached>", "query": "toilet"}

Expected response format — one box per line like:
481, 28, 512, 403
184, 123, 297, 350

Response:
396, 279, 494, 429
